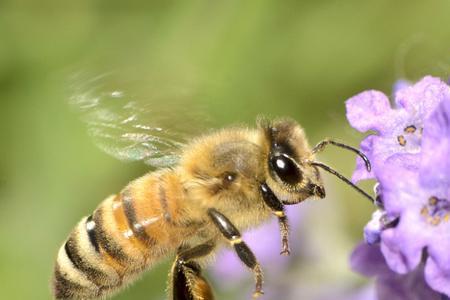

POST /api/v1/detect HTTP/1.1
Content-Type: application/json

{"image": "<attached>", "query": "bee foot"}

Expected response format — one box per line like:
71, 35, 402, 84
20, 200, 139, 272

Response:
280, 249, 291, 256
252, 290, 264, 299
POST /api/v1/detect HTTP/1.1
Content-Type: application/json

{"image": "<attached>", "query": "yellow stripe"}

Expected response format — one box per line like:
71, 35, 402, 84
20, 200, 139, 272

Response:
56, 244, 98, 290
74, 217, 121, 286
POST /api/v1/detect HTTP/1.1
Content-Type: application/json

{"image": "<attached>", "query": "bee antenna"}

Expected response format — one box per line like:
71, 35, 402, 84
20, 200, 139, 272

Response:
312, 139, 371, 172
310, 161, 375, 204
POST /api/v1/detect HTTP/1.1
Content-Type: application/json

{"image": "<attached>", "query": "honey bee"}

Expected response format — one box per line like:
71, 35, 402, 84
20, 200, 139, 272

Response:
53, 77, 373, 300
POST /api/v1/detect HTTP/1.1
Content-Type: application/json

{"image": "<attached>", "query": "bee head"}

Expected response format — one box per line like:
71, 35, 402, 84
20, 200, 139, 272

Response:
259, 117, 325, 204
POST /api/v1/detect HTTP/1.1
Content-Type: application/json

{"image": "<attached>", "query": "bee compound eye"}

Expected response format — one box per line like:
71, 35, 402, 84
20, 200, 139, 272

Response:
270, 155, 302, 185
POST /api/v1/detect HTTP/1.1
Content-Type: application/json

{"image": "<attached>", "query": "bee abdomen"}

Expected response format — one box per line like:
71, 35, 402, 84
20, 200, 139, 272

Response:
121, 190, 157, 247
53, 218, 120, 299
52, 190, 165, 299
53, 213, 124, 299
53, 264, 98, 299
52, 172, 183, 299
64, 235, 115, 288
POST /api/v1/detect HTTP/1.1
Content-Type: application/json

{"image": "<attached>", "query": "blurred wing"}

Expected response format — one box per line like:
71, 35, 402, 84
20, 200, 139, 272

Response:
69, 72, 211, 168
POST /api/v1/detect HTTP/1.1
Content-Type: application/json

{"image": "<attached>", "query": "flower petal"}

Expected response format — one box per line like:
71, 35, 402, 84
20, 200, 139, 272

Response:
350, 243, 442, 300
420, 98, 450, 187
380, 232, 412, 274
380, 212, 426, 274
376, 263, 442, 300
352, 135, 376, 183
394, 76, 450, 119
346, 90, 392, 132
383, 153, 420, 172
375, 162, 425, 214
424, 256, 450, 297
350, 243, 391, 277
364, 210, 385, 244
427, 231, 450, 275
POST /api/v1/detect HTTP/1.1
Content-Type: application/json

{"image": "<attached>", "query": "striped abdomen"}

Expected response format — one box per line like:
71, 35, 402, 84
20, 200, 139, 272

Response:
53, 170, 188, 299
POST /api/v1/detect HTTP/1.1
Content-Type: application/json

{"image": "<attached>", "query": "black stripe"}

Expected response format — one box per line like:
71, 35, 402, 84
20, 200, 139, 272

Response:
86, 215, 100, 253
53, 266, 97, 299
93, 206, 130, 265
64, 235, 114, 288
64, 240, 78, 267
122, 191, 156, 246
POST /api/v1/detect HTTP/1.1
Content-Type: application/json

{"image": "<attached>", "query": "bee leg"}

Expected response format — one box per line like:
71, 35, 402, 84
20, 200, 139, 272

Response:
171, 242, 216, 300
260, 183, 291, 255
208, 209, 264, 298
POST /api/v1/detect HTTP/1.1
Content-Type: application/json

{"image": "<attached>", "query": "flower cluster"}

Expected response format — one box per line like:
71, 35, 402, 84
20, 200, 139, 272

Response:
346, 76, 450, 298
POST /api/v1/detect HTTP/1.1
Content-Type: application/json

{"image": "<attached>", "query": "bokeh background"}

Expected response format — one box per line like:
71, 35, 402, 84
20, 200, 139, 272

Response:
1, 1, 450, 299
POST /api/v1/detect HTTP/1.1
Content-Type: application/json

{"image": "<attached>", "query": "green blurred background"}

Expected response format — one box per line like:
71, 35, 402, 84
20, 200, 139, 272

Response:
1, 1, 449, 299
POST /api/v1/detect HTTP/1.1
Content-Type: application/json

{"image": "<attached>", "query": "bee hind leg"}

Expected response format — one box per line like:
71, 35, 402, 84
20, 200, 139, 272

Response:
170, 241, 216, 300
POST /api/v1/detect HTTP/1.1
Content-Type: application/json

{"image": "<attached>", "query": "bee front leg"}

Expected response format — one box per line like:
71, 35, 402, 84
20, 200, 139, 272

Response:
260, 183, 290, 255
208, 209, 264, 299
171, 241, 216, 300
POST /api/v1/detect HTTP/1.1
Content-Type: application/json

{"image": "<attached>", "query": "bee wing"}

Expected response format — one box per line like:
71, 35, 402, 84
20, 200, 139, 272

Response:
69, 72, 212, 168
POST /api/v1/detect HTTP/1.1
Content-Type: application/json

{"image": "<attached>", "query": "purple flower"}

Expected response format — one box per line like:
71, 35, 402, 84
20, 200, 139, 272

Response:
376, 164, 450, 296
363, 208, 398, 246
375, 100, 450, 296
346, 77, 450, 298
351, 243, 442, 300
420, 97, 450, 187
346, 76, 450, 183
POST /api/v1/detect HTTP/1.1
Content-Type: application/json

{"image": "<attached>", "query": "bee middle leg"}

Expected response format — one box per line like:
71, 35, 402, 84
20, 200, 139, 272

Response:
171, 241, 216, 300
208, 208, 264, 299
